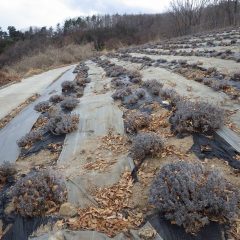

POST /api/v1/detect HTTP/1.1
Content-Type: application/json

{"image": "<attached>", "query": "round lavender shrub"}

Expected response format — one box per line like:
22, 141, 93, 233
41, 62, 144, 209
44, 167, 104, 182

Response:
60, 97, 79, 111
130, 132, 164, 161
34, 101, 51, 113
10, 170, 67, 216
149, 162, 239, 233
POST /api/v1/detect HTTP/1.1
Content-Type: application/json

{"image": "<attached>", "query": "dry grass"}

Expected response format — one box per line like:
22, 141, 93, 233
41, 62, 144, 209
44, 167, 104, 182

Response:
0, 70, 20, 87
1, 43, 95, 86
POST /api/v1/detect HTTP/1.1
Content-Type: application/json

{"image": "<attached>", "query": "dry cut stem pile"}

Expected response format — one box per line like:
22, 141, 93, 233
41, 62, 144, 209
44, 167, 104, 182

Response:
67, 172, 143, 237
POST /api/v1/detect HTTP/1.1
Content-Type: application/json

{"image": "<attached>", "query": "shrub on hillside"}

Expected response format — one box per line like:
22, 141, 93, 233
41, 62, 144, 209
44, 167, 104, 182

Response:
171, 101, 224, 134
112, 87, 132, 101
17, 130, 43, 148
159, 88, 182, 105
10, 170, 66, 217
34, 101, 51, 113
49, 94, 64, 103
130, 132, 164, 161
149, 161, 239, 233
60, 97, 79, 111
47, 113, 79, 135
143, 79, 163, 95
124, 111, 150, 134
61, 81, 76, 93
0, 162, 16, 184
124, 94, 139, 105
135, 88, 146, 98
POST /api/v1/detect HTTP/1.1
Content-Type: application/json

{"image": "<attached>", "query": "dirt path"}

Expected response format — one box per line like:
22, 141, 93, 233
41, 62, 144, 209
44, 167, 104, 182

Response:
0, 67, 76, 164
130, 52, 240, 75
58, 61, 133, 207
0, 65, 73, 120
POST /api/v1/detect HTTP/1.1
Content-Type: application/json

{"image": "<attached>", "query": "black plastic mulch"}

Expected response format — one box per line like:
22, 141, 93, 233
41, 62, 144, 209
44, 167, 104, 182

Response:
2, 215, 58, 240
20, 132, 65, 158
123, 88, 171, 114
190, 133, 240, 170
148, 213, 226, 240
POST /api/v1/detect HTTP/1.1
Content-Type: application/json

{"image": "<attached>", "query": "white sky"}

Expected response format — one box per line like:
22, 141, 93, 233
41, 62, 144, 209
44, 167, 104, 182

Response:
0, 0, 171, 31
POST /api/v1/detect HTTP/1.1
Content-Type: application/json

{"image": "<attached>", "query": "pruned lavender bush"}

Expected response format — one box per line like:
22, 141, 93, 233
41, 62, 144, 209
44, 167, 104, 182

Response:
73, 84, 84, 98
47, 113, 79, 135
105, 65, 127, 77
130, 132, 164, 161
129, 71, 142, 84
17, 130, 43, 148
60, 97, 79, 111
112, 87, 132, 101
111, 77, 132, 88
149, 162, 239, 233
61, 80, 76, 93
49, 94, 64, 103
75, 77, 86, 87
0, 162, 16, 184
124, 94, 139, 105
159, 88, 182, 105
62, 80, 84, 97
143, 79, 163, 95
124, 111, 150, 134
171, 101, 224, 134
135, 88, 146, 99
34, 101, 51, 113
10, 170, 67, 217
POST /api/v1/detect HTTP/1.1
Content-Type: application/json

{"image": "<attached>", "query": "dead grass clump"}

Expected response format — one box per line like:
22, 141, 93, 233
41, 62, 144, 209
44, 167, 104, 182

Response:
124, 111, 150, 134
130, 132, 164, 161
171, 101, 224, 134
0, 70, 20, 87
3, 43, 94, 75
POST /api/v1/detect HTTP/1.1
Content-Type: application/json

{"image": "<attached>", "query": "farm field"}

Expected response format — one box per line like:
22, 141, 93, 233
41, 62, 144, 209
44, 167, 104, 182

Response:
0, 28, 240, 240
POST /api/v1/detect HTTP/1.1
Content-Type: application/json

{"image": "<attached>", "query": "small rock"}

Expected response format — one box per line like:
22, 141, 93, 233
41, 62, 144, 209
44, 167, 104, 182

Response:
59, 202, 78, 217
4, 201, 15, 215
138, 226, 157, 239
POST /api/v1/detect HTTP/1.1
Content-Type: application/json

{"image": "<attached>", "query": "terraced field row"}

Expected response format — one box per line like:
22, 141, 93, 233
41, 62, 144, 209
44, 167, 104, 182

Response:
0, 28, 239, 240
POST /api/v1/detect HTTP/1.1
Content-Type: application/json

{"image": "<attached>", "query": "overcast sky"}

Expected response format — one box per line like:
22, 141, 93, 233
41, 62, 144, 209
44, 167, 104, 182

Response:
0, 0, 171, 31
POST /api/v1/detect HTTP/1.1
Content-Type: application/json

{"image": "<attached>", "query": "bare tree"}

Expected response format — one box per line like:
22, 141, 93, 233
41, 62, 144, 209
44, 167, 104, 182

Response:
170, 0, 211, 34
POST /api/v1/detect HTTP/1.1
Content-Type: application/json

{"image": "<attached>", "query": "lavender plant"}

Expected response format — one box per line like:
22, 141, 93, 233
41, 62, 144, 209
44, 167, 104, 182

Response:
60, 97, 79, 111
34, 101, 51, 113
124, 111, 150, 134
149, 161, 239, 233
17, 130, 43, 148
130, 132, 164, 161
47, 113, 79, 135
10, 170, 67, 216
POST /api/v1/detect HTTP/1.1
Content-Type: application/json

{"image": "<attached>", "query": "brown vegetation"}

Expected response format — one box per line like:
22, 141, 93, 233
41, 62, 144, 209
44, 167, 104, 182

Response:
0, 43, 95, 87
